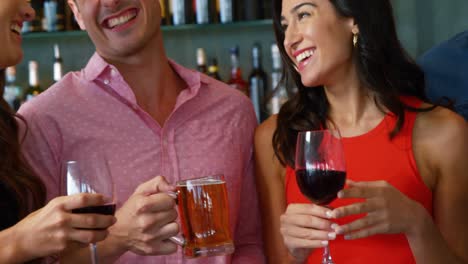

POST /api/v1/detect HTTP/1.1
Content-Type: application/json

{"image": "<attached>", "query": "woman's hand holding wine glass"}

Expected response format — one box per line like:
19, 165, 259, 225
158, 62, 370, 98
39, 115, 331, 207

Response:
280, 203, 336, 262
281, 129, 346, 264
9, 193, 116, 262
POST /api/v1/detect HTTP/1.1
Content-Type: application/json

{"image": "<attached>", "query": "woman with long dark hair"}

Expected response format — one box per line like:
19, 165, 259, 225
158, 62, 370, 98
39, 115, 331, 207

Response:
0, 1, 116, 263
255, 0, 468, 263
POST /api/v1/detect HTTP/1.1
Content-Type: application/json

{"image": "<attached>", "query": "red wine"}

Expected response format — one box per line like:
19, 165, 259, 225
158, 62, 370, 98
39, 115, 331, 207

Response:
72, 204, 116, 215
295, 169, 346, 205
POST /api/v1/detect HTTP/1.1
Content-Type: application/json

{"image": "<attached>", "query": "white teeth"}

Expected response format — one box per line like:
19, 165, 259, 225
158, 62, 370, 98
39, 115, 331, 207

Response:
296, 49, 314, 63
107, 11, 137, 28
10, 24, 21, 34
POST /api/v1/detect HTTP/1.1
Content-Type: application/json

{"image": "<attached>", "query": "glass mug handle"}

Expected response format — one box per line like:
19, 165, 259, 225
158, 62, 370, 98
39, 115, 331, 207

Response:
166, 191, 186, 247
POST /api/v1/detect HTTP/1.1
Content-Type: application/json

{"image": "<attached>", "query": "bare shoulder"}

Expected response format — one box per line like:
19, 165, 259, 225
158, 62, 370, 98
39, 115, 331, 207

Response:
415, 105, 467, 146
414, 105, 468, 174
414, 107, 468, 261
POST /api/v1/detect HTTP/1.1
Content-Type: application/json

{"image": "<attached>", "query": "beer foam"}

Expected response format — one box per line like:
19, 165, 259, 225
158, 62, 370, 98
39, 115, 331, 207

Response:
177, 178, 225, 187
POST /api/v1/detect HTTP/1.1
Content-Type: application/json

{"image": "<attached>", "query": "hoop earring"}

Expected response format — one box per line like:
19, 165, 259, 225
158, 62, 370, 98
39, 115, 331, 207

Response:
353, 34, 358, 47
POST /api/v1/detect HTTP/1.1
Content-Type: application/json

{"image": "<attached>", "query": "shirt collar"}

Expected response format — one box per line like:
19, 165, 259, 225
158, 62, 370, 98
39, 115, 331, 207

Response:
83, 52, 109, 81
82, 52, 207, 96
168, 59, 203, 96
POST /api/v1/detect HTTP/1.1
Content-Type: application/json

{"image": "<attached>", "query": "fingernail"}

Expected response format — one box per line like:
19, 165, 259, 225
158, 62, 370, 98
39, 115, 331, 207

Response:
337, 191, 344, 198
166, 191, 178, 199
328, 232, 336, 240
325, 210, 333, 219
321, 240, 329, 246
335, 227, 344, 235
331, 223, 339, 230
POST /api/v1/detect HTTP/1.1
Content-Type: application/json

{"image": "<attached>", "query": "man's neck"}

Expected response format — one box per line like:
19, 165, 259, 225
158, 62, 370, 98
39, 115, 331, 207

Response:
101, 39, 186, 126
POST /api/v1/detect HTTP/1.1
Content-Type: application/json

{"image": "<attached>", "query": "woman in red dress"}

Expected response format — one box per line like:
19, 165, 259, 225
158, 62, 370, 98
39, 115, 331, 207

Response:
254, 0, 468, 263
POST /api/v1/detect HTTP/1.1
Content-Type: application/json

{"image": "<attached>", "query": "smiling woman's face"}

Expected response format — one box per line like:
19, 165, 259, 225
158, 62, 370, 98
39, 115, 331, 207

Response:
0, 0, 35, 68
280, 0, 357, 87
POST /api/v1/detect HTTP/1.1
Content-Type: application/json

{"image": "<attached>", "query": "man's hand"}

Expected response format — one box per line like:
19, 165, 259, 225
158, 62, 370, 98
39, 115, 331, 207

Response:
109, 176, 179, 255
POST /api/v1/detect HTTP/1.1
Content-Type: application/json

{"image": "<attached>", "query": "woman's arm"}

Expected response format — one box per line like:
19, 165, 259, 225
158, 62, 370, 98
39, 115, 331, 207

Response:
0, 194, 115, 263
254, 115, 290, 263
409, 107, 468, 263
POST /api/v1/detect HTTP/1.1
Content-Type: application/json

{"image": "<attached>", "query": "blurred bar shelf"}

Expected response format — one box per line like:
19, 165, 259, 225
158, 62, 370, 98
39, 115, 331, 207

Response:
23, 20, 274, 40
18, 20, 275, 89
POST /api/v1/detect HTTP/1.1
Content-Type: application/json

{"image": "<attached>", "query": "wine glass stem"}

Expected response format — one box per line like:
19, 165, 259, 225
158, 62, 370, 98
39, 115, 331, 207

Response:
322, 204, 335, 264
90, 243, 98, 264
322, 244, 335, 264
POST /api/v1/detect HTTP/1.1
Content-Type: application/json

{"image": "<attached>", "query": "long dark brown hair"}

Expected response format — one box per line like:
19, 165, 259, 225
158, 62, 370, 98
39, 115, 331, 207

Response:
0, 68, 46, 220
272, 0, 434, 167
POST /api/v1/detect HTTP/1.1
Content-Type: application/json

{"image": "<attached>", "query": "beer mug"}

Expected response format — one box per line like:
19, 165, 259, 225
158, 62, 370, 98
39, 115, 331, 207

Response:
169, 175, 235, 258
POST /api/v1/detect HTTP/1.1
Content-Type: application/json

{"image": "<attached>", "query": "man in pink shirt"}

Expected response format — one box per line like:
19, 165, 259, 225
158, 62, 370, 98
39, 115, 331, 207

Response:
18, 0, 265, 263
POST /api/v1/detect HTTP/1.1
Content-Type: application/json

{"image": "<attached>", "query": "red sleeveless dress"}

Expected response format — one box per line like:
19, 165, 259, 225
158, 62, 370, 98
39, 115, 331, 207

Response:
285, 97, 433, 263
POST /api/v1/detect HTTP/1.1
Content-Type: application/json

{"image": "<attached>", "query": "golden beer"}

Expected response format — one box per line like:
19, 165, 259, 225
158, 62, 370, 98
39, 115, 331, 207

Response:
176, 176, 235, 257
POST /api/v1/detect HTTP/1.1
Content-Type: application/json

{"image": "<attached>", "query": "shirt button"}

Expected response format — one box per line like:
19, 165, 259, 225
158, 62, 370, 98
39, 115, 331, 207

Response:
110, 69, 117, 76
103, 79, 110, 85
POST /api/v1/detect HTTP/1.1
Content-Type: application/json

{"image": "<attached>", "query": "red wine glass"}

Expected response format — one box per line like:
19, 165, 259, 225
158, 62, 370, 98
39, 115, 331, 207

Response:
66, 155, 115, 264
295, 129, 346, 264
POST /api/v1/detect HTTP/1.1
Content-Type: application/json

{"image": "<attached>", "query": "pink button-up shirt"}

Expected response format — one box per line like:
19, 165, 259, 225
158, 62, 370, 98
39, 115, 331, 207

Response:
19, 53, 265, 263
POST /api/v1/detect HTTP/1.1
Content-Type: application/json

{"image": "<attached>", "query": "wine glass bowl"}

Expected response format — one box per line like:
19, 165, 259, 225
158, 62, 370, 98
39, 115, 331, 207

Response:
295, 168, 346, 206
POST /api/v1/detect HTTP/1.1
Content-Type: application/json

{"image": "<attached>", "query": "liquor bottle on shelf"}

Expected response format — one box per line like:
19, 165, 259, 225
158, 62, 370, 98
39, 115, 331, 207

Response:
227, 46, 248, 96
267, 43, 289, 115
248, 43, 268, 123
219, 0, 233, 23
210, 0, 219, 24
53, 44, 64, 82
195, 0, 209, 24
55, 0, 66, 31
3, 67, 23, 111
24, 61, 42, 103
43, 0, 65, 32
160, 0, 171, 25
196, 48, 207, 74
242, 0, 261, 21
207, 58, 222, 81
262, 0, 273, 19
42, 0, 55, 31
233, 0, 243, 21
170, 0, 193, 25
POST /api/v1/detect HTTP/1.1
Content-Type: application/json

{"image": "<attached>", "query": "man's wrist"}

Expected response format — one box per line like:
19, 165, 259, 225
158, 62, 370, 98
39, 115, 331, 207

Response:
97, 230, 130, 262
